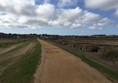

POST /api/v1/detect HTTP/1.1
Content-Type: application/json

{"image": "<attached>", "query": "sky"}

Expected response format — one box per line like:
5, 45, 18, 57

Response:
0, 0, 118, 35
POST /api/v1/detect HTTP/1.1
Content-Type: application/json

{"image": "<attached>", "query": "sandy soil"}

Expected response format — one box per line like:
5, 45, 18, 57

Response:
34, 39, 113, 83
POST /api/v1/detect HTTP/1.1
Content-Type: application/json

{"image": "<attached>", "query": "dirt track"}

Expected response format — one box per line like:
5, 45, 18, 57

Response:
34, 39, 112, 83
0, 43, 22, 55
0, 43, 35, 76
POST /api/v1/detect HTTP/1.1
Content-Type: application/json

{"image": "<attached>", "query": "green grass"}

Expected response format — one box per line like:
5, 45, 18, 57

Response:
48, 40, 118, 82
0, 43, 11, 48
79, 56, 118, 81
0, 39, 41, 83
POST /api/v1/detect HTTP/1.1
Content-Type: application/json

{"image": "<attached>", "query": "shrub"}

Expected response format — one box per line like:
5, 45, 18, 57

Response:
102, 48, 118, 60
85, 44, 100, 52
73, 44, 77, 48
62, 42, 68, 46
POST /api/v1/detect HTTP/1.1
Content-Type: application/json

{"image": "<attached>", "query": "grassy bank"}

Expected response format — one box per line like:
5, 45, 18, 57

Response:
48, 40, 118, 82
0, 39, 41, 83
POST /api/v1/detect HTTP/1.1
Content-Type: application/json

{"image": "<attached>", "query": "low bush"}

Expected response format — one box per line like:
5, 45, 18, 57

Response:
102, 48, 118, 60
62, 42, 68, 46
84, 44, 100, 52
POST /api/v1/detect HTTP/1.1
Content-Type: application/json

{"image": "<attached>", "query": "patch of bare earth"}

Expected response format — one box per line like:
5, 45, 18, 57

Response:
0, 43, 35, 76
0, 39, 17, 44
34, 40, 113, 83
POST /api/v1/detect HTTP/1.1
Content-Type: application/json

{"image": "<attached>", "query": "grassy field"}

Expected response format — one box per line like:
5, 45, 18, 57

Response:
47, 38, 118, 82
0, 39, 41, 83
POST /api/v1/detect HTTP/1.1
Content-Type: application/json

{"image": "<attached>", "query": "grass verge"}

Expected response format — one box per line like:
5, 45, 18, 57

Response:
0, 39, 41, 83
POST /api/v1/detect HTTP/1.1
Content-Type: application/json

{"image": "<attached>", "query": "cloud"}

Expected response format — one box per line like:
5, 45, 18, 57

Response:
0, 0, 54, 28
18, 16, 28, 24
36, 4, 55, 21
57, 0, 78, 8
114, 9, 118, 17
71, 23, 83, 28
85, 0, 118, 18
89, 18, 112, 30
48, 7, 100, 28
85, 0, 118, 10
80, 11, 100, 23
57, 7, 83, 23
0, 0, 35, 16
89, 25, 102, 30
97, 18, 112, 26
0, 13, 18, 24
0, 0, 110, 30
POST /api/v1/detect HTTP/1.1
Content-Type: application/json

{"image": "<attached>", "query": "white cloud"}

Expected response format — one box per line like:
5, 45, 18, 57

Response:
18, 16, 28, 24
0, 14, 17, 23
0, 0, 107, 29
89, 18, 112, 30
58, 0, 78, 8
48, 7, 100, 28
0, 0, 35, 16
36, 4, 55, 21
85, 0, 118, 18
71, 23, 82, 28
97, 18, 112, 26
89, 24, 102, 30
114, 9, 118, 17
0, 0, 55, 28
80, 11, 100, 23
85, 0, 118, 10
57, 7, 83, 23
